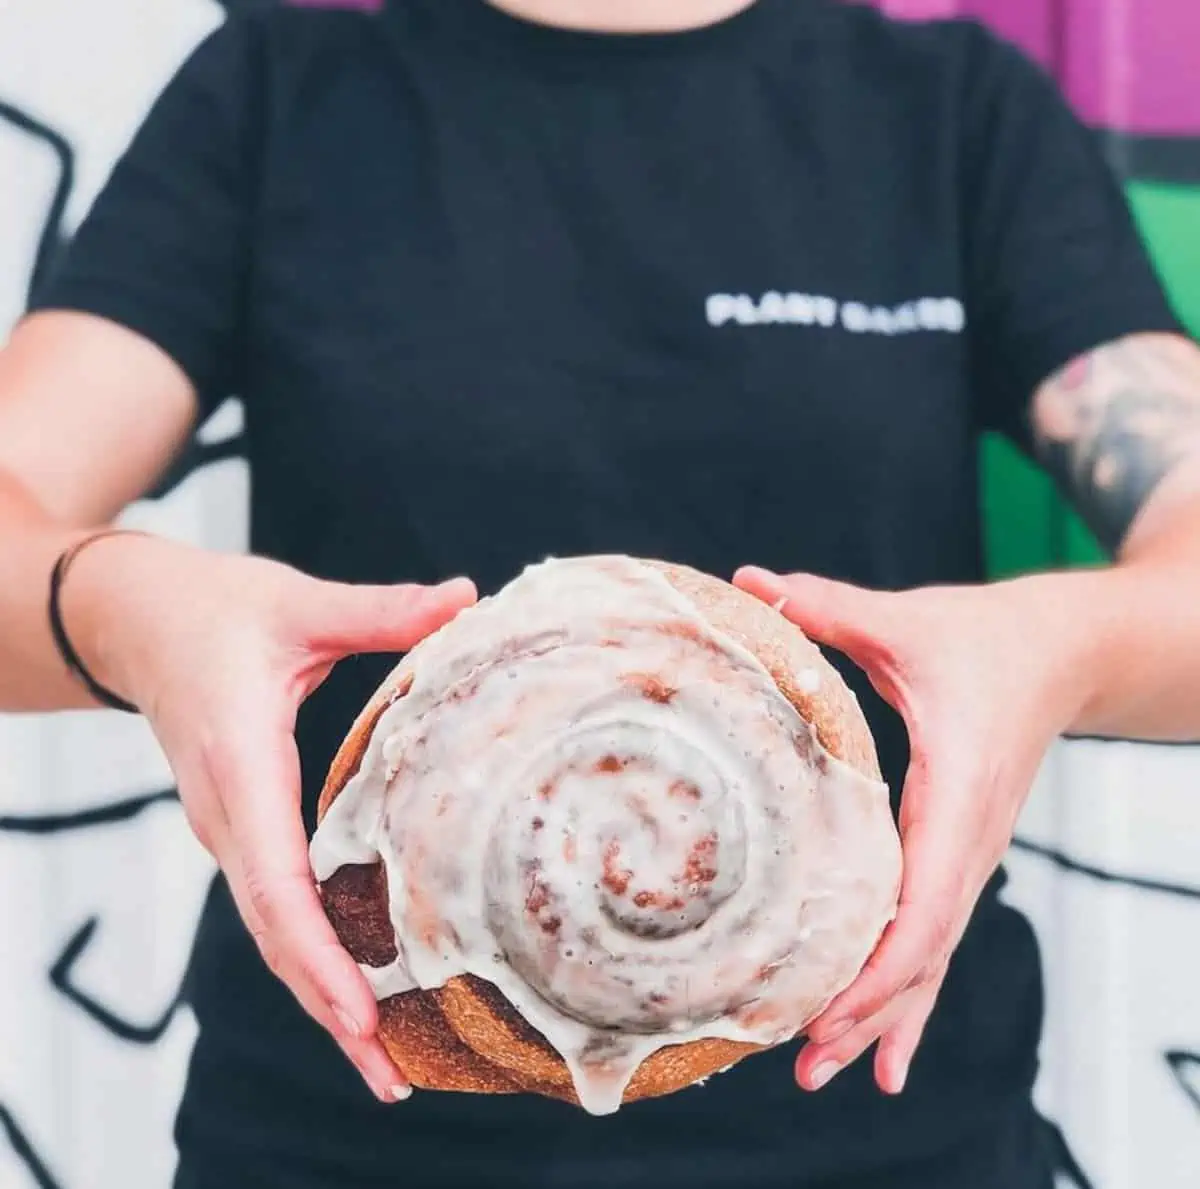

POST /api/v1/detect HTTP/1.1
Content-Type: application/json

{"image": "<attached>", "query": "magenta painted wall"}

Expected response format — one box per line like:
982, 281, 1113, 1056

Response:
1063, 0, 1200, 133
880, 0, 1200, 132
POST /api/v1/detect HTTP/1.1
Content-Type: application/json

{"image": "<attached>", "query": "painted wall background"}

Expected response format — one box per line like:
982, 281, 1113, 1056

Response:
0, 2, 1196, 1187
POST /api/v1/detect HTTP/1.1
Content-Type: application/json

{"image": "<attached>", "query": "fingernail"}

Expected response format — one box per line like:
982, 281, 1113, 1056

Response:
808, 1061, 840, 1090
389, 1083, 412, 1101
742, 565, 783, 585
333, 1005, 362, 1039
436, 576, 474, 595
756, 572, 792, 605
886, 1061, 909, 1095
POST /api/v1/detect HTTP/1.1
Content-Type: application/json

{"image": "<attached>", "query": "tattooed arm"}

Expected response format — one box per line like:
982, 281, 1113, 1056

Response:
1030, 331, 1200, 740
1032, 332, 1200, 554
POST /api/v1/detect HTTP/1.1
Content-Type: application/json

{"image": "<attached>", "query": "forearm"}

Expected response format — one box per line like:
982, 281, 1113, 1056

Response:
1013, 476, 1200, 743
1074, 475, 1200, 741
0, 467, 103, 711
1026, 332, 1200, 742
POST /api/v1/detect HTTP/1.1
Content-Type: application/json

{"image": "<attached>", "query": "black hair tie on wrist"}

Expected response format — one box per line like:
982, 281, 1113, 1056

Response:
48, 529, 144, 714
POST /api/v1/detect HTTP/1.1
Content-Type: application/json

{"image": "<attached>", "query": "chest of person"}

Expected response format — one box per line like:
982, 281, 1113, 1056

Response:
240, 45, 982, 586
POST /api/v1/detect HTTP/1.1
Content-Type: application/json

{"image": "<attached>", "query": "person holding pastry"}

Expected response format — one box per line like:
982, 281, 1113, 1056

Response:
1, 2, 1199, 1187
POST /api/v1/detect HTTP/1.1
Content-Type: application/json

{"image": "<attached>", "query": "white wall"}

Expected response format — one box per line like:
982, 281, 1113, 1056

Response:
0, 5, 1197, 1188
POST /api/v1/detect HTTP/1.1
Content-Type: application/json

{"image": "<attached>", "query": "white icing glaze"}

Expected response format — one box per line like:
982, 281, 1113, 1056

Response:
310, 556, 900, 1115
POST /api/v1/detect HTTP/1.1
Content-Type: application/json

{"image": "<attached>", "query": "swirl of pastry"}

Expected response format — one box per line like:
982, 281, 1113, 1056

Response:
311, 556, 901, 1115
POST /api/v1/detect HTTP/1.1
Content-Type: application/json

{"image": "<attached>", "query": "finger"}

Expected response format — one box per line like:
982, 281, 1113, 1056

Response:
337, 1032, 412, 1104
805, 754, 972, 1042
217, 832, 406, 1102
875, 978, 940, 1095
732, 567, 894, 667
804, 878, 956, 1046
796, 983, 927, 1091
305, 577, 478, 656
210, 716, 384, 1049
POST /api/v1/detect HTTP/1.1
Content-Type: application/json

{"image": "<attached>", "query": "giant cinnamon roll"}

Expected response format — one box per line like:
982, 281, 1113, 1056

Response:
311, 556, 901, 1115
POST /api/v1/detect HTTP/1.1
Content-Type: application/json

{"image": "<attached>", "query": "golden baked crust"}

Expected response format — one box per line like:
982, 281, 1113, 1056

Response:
316, 559, 885, 1106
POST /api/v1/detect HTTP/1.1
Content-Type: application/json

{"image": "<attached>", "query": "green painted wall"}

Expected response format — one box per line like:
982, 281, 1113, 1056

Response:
982, 181, 1200, 579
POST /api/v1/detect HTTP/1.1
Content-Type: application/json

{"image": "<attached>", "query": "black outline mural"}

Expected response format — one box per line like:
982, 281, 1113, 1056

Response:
0, 788, 189, 1186
1012, 836, 1200, 903
50, 917, 187, 1046
0, 1103, 63, 1189
0, 789, 178, 836
0, 100, 74, 303
1167, 1051, 1200, 1115
0, 786, 192, 1048
1009, 833, 1200, 1184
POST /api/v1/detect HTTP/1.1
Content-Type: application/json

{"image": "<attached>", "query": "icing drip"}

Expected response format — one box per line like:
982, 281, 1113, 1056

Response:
310, 556, 899, 1115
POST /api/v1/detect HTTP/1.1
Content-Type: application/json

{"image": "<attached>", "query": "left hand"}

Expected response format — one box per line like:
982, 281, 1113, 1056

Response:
733, 565, 1095, 1097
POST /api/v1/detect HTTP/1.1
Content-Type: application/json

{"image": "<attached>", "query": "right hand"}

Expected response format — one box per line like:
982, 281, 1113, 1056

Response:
68, 532, 477, 1102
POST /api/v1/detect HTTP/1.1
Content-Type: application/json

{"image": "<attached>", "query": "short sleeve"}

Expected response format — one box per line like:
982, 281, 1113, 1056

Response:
961, 27, 1186, 451
27, 16, 264, 422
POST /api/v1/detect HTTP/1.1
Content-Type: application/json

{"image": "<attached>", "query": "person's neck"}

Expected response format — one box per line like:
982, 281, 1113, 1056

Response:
483, 0, 758, 34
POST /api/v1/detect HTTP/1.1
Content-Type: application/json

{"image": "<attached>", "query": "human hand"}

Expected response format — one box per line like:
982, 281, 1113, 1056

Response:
66, 534, 476, 1102
733, 565, 1095, 1096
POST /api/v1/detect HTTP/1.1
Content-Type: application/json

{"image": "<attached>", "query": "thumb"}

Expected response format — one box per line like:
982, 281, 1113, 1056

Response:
303, 576, 478, 656
732, 566, 894, 663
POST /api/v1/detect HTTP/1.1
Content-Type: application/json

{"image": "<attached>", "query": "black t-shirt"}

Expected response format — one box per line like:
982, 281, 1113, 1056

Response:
31, 1, 1181, 1186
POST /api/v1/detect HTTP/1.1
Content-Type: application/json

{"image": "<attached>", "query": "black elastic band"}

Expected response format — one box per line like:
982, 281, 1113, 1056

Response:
48, 530, 144, 714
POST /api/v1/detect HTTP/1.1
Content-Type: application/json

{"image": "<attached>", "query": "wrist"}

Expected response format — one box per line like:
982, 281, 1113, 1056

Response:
56, 531, 183, 711
1001, 567, 1130, 738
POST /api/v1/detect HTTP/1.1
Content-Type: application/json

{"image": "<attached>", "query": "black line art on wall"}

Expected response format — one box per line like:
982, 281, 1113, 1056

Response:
49, 918, 187, 1045
0, 1102, 64, 1189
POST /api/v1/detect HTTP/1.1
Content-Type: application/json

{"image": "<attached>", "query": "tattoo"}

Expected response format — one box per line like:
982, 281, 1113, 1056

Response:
1031, 333, 1200, 552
